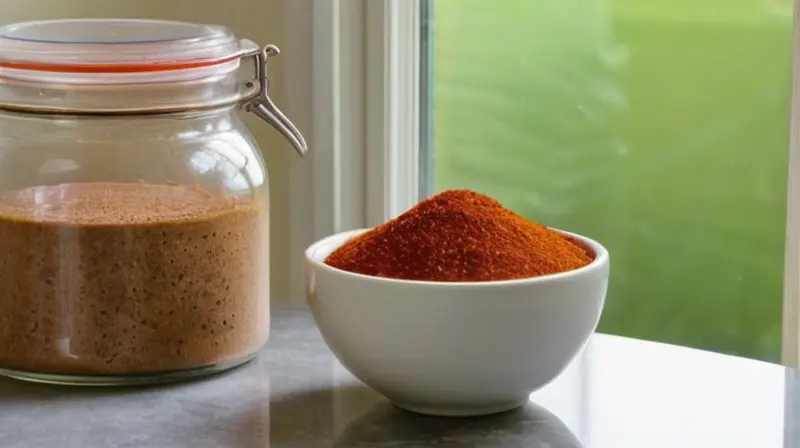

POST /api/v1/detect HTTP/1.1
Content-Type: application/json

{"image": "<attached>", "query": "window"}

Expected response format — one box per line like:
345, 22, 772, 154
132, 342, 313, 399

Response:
286, 0, 797, 364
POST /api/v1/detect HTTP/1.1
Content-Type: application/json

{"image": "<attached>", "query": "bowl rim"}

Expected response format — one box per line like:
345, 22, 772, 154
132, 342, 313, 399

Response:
304, 227, 609, 288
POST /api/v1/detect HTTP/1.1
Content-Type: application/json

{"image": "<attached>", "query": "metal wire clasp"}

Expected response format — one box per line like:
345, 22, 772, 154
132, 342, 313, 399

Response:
244, 44, 308, 157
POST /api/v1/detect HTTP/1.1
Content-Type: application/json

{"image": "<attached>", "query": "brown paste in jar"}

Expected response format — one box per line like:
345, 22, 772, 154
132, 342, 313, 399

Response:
0, 182, 269, 375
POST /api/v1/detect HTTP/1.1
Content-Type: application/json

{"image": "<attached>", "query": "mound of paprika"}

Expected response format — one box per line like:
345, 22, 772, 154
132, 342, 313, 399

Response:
324, 189, 593, 282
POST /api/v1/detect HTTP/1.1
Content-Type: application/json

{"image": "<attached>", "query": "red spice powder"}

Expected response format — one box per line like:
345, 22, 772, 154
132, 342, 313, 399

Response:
324, 189, 593, 282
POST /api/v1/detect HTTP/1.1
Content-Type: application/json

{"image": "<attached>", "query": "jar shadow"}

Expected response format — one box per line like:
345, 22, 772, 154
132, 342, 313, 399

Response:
0, 367, 271, 447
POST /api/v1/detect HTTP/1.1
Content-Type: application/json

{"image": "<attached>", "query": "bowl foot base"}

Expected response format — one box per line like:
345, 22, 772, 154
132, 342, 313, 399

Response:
392, 397, 529, 417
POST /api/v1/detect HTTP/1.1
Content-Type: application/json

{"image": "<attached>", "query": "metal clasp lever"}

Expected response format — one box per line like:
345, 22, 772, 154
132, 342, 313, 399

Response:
245, 45, 308, 157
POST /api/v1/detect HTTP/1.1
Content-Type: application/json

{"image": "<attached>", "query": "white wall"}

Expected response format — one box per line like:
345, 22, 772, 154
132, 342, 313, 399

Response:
0, 0, 298, 301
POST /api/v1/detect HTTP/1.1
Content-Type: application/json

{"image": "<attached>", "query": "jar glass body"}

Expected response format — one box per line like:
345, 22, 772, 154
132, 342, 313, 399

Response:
0, 108, 271, 384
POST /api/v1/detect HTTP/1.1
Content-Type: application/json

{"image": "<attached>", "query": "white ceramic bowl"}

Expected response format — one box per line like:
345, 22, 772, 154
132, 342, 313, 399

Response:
304, 228, 609, 417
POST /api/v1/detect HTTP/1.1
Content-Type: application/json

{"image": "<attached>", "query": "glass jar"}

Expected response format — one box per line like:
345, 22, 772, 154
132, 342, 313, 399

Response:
0, 19, 307, 385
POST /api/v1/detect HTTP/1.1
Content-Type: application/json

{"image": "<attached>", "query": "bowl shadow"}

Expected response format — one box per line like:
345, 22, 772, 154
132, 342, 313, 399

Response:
269, 383, 582, 448
334, 399, 583, 448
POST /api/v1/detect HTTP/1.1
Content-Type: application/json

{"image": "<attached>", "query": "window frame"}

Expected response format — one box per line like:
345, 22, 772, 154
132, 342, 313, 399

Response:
283, 0, 422, 301
285, 0, 800, 368
782, 0, 800, 368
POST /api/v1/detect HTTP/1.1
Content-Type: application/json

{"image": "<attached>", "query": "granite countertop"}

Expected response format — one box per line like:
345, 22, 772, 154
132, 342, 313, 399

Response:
0, 304, 797, 447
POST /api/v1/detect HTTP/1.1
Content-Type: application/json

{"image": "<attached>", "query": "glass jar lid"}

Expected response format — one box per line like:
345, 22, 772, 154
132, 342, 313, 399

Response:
0, 19, 251, 82
0, 18, 307, 156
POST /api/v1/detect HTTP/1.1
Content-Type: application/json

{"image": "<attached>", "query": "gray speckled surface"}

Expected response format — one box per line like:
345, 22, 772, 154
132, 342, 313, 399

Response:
0, 304, 796, 447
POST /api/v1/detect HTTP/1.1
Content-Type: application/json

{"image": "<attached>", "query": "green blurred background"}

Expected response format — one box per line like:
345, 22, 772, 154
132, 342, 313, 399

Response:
432, 0, 793, 360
